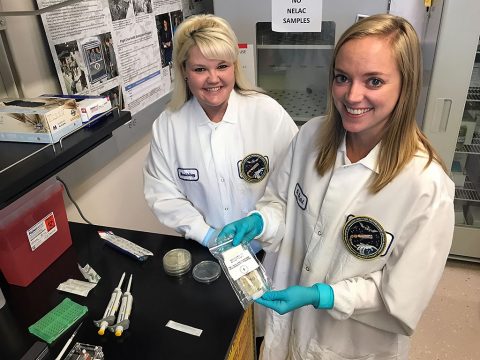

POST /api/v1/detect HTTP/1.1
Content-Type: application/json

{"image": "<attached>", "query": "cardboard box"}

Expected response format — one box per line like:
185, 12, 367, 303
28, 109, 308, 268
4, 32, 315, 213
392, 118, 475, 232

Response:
78, 96, 112, 123
0, 178, 72, 286
0, 97, 82, 143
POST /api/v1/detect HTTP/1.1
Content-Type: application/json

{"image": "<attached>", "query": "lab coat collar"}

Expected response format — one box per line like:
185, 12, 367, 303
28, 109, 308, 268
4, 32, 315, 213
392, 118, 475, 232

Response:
192, 90, 239, 126
338, 135, 380, 174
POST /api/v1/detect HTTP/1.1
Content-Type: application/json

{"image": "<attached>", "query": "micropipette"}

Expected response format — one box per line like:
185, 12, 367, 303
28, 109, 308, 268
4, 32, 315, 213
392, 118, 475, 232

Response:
109, 274, 133, 336
94, 272, 125, 335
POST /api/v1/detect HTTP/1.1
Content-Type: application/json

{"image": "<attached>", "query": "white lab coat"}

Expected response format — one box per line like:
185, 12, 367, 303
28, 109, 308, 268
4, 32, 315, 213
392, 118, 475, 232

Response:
144, 90, 298, 243
257, 116, 454, 360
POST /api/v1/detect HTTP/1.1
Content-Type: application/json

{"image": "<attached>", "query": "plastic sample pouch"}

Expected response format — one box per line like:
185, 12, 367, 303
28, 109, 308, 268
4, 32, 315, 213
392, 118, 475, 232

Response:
209, 236, 271, 309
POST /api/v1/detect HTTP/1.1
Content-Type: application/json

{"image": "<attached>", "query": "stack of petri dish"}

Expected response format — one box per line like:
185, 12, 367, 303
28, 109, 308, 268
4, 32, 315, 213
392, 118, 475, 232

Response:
163, 248, 192, 276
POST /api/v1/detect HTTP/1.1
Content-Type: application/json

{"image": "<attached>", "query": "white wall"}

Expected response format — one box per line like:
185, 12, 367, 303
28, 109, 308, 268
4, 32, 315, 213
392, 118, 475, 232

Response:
57, 99, 178, 237
0, 0, 61, 97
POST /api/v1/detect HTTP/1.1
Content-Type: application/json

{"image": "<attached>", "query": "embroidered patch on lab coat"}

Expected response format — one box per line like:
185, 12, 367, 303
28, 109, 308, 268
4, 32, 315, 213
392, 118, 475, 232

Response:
238, 154, 269, 183
294, 183, 308, 210
343, 215, 394, 260
177, 168, 199, 181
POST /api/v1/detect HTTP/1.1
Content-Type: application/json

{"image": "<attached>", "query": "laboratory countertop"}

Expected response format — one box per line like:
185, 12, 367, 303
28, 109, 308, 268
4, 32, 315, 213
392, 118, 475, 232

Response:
0, 222, 247, 360
0, 110, 131, 210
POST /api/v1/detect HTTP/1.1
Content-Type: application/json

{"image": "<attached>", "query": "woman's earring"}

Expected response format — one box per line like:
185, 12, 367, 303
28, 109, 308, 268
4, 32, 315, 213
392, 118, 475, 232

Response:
184, 77, 188, 81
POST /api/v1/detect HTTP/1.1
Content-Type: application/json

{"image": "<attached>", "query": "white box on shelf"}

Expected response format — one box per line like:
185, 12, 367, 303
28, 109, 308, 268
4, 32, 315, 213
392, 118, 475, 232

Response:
0, 97, 81, 143
77, 97, 112, 124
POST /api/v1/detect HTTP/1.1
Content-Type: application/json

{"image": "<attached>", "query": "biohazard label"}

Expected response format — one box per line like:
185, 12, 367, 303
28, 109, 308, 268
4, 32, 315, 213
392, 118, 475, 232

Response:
26, 212, 58, 251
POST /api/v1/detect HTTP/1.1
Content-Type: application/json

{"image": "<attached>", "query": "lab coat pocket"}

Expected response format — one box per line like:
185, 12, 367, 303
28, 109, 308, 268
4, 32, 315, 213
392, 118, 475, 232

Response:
235, 179, 265, 215
263, 310, 292, 359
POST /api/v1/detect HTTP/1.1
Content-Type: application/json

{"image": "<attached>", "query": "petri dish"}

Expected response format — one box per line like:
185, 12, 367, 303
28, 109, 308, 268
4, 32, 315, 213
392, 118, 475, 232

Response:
193, 260, 221, 284
163, 248, 192, 276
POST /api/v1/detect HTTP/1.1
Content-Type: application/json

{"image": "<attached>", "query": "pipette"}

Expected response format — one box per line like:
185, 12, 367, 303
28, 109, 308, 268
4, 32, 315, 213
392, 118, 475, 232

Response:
94, 272, 125, 335
109, 274, 133, 336
54, 322, 82, 360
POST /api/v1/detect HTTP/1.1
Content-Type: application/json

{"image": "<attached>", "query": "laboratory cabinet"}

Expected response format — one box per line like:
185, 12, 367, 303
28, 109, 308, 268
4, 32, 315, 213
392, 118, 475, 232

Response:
448, 40, 480, 260
255, 21, 334, 124
422, 1, 480, 261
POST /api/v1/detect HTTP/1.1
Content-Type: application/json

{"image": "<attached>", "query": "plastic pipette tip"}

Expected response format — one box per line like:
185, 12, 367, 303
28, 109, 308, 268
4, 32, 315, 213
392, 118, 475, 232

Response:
98, 323, 107, 335
114, 326, 123, 337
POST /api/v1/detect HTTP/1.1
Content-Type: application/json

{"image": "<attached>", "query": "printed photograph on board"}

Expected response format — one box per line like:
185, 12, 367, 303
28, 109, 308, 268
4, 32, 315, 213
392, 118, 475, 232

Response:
108, 0, 134, 21
80, 36, 109, 85
155, 13, 173, 68
54, 40, 88, 95
98, 32, 119, 80
133, 0, 152, 15
171, 10, 183, 35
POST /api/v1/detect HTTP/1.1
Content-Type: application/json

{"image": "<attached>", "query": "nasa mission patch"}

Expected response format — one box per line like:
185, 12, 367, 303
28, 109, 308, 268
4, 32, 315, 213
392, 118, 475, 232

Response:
343, 215, 394, 260
238, 154, 269, 183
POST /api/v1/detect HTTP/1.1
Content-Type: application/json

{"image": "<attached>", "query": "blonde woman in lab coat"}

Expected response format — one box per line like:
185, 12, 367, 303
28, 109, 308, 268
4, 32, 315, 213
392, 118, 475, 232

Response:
144, 14, 297, 249
219, 14, 454, 360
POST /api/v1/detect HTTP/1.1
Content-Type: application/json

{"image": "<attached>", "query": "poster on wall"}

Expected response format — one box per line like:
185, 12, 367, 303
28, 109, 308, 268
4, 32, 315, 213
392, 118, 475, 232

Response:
37, 0, 183, 115
181, 0, 213, 18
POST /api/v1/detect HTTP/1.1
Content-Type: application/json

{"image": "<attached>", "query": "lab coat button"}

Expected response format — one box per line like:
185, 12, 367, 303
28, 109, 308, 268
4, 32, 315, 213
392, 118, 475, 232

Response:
317, 230, 322, 236
224, 207, 229, 211
220, 178, 225, 182
305, 266, 310, 271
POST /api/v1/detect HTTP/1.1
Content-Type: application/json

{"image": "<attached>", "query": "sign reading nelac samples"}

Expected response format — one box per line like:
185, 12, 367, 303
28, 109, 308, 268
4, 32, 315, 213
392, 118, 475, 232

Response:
272, 0, 323, 32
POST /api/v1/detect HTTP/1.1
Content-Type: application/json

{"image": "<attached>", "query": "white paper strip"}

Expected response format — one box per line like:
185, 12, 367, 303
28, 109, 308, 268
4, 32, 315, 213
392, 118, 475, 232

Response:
165, 320, 203, 337
57, 279, 97, 297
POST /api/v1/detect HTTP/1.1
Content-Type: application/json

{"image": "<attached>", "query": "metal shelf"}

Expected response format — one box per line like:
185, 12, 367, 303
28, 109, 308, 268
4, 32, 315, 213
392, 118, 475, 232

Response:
455, 179, 480, 202
467, 87, 480, 101
257, 44, 334, 50
256, 21, 335, 46
266, 89, 326, 123
455, 132, 480, 154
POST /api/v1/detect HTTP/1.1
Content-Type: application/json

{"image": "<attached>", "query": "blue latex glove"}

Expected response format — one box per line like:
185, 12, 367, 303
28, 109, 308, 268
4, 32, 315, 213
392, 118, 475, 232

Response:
217, 213, 264, 246
255, 284, 334, 315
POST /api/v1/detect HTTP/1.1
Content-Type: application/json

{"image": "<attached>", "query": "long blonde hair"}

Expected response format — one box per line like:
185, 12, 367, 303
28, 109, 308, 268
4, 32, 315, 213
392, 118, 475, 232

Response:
168, 14, 260, 111
315, 14, 447, 193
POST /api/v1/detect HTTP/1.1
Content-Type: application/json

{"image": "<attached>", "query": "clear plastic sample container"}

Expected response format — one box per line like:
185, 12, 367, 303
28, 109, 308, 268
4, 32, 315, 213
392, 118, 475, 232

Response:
193, 260, 221, 284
